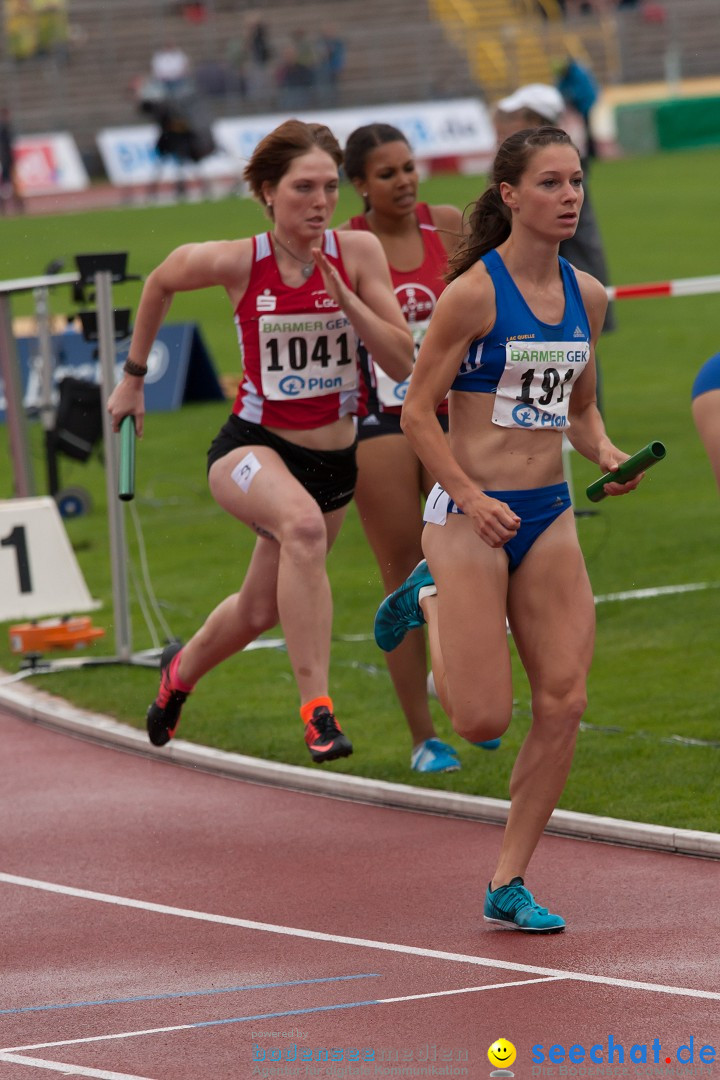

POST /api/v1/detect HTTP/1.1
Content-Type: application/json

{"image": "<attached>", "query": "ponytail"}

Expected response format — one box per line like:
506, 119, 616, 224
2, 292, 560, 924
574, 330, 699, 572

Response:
447, 187, 510, 282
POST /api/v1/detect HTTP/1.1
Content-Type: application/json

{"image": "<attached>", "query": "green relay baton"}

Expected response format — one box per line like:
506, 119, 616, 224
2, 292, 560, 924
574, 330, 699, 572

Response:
586, 441, 666, 503
119, 415, 136, 502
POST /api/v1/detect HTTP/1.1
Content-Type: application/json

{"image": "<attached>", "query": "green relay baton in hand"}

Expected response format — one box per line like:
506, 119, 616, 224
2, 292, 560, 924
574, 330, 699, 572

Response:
586, 441, 667, 503
119, 415, 136, 502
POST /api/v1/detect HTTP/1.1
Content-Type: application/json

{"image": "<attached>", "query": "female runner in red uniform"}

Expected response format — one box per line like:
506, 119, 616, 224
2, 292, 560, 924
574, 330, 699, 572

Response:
107, 119, 413, 763
339, 123, 474, 773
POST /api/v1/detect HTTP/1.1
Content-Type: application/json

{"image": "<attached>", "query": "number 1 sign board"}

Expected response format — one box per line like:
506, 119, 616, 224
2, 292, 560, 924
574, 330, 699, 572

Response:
0, 498, 100, 620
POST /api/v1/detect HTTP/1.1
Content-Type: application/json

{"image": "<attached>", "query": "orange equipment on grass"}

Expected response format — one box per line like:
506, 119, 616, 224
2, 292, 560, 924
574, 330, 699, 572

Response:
9, 616, 105, 654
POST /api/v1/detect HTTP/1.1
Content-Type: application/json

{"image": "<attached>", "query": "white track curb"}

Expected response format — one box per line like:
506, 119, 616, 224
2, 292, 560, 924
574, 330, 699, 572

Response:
1, 674, 718, 860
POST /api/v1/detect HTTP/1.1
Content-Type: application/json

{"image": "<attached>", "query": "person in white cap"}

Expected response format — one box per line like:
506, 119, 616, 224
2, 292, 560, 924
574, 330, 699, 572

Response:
493, 83, 567, 142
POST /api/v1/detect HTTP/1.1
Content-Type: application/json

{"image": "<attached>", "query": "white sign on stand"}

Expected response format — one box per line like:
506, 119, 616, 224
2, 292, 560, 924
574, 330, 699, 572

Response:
0, 497, 100, 620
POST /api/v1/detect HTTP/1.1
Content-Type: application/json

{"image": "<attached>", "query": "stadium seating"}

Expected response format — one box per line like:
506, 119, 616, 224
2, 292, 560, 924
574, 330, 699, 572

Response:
0, 0, 718, 173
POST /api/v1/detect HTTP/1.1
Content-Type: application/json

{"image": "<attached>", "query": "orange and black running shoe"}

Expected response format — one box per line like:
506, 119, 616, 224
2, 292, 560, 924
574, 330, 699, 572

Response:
304, 706, 353, 763
146, 641, 188, 747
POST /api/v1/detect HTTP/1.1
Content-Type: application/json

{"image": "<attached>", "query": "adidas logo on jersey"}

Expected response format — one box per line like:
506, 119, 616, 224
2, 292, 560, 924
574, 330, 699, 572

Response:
573, 325, 585, 338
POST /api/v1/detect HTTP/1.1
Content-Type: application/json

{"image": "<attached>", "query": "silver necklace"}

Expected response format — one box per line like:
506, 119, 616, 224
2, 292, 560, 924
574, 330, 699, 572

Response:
272, 233, 314, 279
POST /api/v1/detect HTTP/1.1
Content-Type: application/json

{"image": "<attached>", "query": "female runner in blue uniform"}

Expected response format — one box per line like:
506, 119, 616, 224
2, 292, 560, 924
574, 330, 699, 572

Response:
691, 352, 720, 492
107, 120, 412, 764
375, 127, 643, 931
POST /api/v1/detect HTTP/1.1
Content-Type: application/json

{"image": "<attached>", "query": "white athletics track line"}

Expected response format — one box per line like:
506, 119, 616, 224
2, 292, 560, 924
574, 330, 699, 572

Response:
2, 872, 720, 1024
0, 1055, 153, 1079
2, 872, 719, 1075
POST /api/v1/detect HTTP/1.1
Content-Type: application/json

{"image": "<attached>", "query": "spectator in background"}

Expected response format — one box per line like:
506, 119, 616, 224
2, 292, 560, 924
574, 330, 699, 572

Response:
316, 24, 345, 106
35, 0, 69, 62
493, 82, 614, 411
555, 55, 599, 159
227, 13, 274, 103
692, 354, 720, 492
276, 40, 315, 111
562, 0, 616, 14
0, 107, 24, 215
6, 0, 37, 61
147, 97, 214, 201
180, 2, 208, 24
151, 39, 192, 97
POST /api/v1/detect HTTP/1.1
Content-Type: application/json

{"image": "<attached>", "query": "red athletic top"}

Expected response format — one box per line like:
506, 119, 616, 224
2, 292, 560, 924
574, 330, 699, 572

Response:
232, 230, 359, 429
348, 203, 449, 415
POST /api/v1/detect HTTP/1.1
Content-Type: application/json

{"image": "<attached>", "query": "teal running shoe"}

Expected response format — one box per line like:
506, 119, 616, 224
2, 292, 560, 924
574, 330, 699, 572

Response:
483, 877, 565, 933
411, 738, 460, 773
474, 738, 502, 750
374, 560, 435, 652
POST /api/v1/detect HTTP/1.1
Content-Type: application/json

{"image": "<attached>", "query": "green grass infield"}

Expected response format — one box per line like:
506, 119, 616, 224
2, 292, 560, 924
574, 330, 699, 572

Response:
1, 147, 719, 833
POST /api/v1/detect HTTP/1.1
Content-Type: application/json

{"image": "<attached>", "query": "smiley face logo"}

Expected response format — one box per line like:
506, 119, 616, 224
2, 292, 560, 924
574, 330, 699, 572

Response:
488, 1038, 517, 1071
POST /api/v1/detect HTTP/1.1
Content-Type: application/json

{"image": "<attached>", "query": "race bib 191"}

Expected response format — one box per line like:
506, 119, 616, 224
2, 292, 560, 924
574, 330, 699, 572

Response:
491, 339, 590, 430
258, 311, 358, 401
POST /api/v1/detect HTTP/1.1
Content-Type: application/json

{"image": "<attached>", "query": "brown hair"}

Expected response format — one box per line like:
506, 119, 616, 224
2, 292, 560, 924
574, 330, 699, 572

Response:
243, 119, 343, 212
447, 126, 579, 282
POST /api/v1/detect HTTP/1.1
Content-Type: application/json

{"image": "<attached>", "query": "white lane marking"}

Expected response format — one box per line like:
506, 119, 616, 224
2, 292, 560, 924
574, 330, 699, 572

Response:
0, 1053, 155, 1078
1, 873, 719, 1002
379, 975, 565, 1003
1, 978, 566, 1054
594, 582, 720, 604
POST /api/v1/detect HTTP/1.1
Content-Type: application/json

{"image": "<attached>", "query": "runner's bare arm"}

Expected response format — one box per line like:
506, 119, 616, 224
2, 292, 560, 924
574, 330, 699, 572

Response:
321, 231, 413, 383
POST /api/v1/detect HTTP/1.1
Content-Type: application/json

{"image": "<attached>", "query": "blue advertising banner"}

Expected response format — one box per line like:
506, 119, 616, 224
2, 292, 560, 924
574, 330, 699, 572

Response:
0, 322, 225, 422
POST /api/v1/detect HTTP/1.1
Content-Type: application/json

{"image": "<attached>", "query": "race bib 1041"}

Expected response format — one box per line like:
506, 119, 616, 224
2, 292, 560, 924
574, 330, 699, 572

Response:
258, 311, 358, 401
491, 339, 590, 430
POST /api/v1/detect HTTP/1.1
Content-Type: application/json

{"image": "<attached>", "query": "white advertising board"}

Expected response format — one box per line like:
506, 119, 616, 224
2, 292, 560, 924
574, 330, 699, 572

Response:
15, 132, 89, 194
97, 99, 495, 186
96, 123, 242, 186
213, 98, 495, 167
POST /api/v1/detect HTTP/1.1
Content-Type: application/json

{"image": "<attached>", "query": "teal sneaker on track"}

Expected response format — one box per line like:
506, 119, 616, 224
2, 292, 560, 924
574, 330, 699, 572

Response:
483, 877, 565, 933
374, 560, 435, 652
411, 738, 460, 774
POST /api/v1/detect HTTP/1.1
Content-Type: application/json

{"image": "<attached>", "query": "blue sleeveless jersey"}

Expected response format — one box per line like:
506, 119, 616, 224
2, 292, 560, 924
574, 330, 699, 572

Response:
451, 248, 591, 431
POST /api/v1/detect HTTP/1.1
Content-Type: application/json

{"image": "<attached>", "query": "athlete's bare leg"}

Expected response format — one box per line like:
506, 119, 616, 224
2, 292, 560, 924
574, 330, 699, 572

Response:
176, 445, 347, 704
355, 434, 438, 746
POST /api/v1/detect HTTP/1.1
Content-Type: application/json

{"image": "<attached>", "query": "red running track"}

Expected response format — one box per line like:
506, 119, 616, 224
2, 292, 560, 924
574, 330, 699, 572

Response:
1, 707, 719, 1080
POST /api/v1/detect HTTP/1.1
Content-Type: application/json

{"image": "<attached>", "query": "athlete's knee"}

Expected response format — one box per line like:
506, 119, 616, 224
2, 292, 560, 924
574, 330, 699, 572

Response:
243, 596, 279, 637
280, 507, 327, 561
223, 590, 279, 640
533, 682, 587, 734
451, 695, 511, 744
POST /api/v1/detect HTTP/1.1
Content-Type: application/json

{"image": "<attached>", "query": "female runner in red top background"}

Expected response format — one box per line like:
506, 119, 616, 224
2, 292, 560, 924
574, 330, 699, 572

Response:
339, 123, 470, 774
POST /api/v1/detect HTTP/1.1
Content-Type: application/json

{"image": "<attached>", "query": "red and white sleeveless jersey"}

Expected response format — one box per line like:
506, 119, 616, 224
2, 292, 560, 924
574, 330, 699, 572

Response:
232, 230, 360, 429
349, 203, 449, 415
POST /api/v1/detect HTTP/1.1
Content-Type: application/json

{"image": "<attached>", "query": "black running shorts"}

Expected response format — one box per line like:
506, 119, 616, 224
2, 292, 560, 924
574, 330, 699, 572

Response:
207, 414, 358, 513
356, 408, 449, 442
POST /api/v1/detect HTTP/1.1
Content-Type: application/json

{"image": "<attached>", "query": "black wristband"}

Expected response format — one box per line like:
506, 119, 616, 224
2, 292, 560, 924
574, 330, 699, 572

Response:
123, 358, 148, 377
